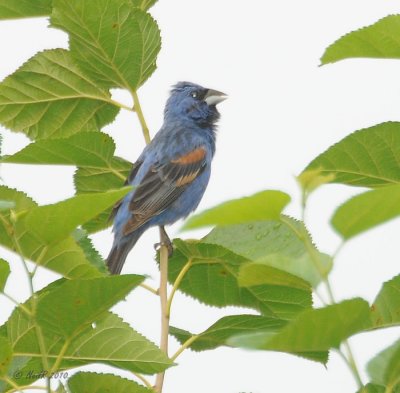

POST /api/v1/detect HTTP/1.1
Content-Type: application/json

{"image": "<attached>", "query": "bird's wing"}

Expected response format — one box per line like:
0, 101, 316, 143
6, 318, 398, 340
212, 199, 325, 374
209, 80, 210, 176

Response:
122, 146, 207, 235
109, 160, 143, 221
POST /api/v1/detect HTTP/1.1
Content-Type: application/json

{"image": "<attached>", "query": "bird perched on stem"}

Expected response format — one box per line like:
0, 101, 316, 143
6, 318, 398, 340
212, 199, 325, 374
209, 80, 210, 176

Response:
107, 82, 227, 274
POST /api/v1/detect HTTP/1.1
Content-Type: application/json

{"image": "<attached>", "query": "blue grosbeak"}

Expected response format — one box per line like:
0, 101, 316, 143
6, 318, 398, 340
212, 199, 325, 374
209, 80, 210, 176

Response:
107, 82, 227, 274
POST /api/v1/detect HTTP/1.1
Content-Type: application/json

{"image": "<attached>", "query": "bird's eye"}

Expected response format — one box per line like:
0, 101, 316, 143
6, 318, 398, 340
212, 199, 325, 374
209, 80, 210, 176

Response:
191, 92, 198, 98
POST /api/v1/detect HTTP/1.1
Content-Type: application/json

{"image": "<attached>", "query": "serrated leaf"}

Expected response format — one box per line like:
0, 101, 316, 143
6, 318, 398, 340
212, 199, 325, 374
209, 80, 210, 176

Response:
321, 15, 400, 65
372, 275, 400, 328
238, 263, 311, 291
68, 372, 152, 393
205, 217, 332, 287
297, 168, 336, 197
37, 275, 144, 337
169, 239, 312, 320
7, 310, 172, 376
51, 0, 161, 90
170, 315, 287, 352
228, 299, 371, 362
2, 132, 132, 233
2, 131, 125, 168
304, 122, 400, 188
357, 384, 386, 393
332, 185, 400, 239
0, 356, 39, 390
0, 186, 104, 278
0, 0, 51, 19
183, 190, 290, 230
65, 312, 172, 373
24, 187, 131, 244
73, 229, 107, 274
0, 337, 12, 376
0, 258, 10, 291
367, 339, 400, 388
0, 49, 119, 140
130, 0, 157, 11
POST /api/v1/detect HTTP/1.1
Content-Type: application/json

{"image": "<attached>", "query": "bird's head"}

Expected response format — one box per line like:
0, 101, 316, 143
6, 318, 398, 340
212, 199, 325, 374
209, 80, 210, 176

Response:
164, 82, 227, 127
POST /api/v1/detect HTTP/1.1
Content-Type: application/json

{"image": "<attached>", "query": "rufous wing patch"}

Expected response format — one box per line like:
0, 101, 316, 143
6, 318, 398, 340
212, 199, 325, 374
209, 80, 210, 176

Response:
172, 147, 206, 165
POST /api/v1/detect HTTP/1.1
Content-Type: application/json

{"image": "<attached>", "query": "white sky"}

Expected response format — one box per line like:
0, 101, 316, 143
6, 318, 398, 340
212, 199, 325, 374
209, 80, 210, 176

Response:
1, 1, 400, 392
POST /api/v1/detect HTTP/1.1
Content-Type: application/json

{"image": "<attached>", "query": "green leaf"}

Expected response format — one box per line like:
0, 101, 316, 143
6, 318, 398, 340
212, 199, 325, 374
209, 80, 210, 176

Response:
367, 339, 400, 389
0, 186, 104, 278
229, 299, 372, 359
372, 275, 400, 328
332, 185, 400, 239
2, 131, 124, 168
0, 49, 119, 140
321, 15, 400, 65
36, 275, 144, 337
183, 190, 290, 230
0, 0, 51, 19
205, 217, 332, 287
170, 315, 287, 352
0, 200, 15, 210
2, 132, 132, 233
304, 122, 400, 188
51, 0, 161, 90
7, 310, 172, 375
0, 337, 12, 376
168, 239, 312, 320
24, 187, 131, 244
75, 160, 132, 233
130, 0, 157, 11
73, 229, 107, 274
238, 263, 311, 291
357, 384, 386, 393
297, 169, 336, 195
68, 372, 153, 393
0, 258, 10, 291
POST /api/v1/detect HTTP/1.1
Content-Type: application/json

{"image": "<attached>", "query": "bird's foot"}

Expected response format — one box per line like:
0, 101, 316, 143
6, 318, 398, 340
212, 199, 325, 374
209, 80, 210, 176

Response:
153, 241, 173, 257
155, 226, 174, 257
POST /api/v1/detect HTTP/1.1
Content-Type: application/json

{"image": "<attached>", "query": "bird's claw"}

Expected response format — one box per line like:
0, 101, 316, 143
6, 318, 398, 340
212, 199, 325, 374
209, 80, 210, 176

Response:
154, 241, 173, 257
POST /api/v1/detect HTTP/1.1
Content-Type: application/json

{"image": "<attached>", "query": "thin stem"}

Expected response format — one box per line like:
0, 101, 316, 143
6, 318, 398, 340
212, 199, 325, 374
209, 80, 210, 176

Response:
6, 385, 49, 393
324, 278, 335, 305
49, 337, 71, 375
154, 236, 169, 393
132, 372, 154, 390
10, 214, 51, 393
108, 98, 135, 112
343, 341, 363, 388
131, 91, 151, 144
299, 197, 362, 388
171, 335, 199, 362
140, 282, 158, 295
2, 375, 21, 391
166, 259, 192, 318
0, 291, 32, 316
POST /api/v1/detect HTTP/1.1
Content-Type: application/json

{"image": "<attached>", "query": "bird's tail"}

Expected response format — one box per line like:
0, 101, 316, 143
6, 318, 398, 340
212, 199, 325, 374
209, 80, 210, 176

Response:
106, 232, 142, 275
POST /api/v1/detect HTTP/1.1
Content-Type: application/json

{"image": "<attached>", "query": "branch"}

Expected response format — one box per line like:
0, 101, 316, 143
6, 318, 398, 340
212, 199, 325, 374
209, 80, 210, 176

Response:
131, 91, 151, 144
154, 241, 169, 393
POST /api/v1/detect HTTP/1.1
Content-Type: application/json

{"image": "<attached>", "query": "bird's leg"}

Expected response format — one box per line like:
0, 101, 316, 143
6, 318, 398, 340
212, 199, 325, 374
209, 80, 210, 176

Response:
154, 226, 173, 257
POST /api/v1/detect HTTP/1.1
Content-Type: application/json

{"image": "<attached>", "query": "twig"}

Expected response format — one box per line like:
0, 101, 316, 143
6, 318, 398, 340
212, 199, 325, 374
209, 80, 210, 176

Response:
171, 335, 199, 362
166, 259, 192, 318
10, 213, 51, 393
140, 282, 159, 295
131, 91, 151, 144
154, 238, 169, 393
132, 372, 154, 390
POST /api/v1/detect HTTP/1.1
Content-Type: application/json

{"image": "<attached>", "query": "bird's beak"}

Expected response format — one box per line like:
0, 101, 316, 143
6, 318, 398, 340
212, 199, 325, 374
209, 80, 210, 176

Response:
204, 89, 228, 105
